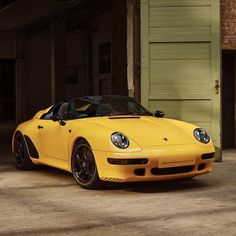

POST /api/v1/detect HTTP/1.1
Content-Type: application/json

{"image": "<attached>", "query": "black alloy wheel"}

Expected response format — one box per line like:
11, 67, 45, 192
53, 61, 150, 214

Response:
13, 132, 36, 170
72, 140, 105, 189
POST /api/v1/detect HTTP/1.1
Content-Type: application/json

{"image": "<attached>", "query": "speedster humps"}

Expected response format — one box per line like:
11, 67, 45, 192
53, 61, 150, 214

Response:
12, 96, 215, 189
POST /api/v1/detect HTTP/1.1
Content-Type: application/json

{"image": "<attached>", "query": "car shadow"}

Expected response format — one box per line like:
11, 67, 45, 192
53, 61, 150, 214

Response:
2, 161, 214, 193
37, 166, 213, 194
104, 178, 212, 193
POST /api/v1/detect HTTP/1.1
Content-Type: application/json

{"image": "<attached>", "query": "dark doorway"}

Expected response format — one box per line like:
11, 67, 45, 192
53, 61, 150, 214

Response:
0, 59, 15, 122
222, 52, 235, 149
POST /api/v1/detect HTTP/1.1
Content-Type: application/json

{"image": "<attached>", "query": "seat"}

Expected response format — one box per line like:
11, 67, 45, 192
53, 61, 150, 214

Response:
96, 104, 113, 116
57, 103, 69, 120
68, 102, 79, 119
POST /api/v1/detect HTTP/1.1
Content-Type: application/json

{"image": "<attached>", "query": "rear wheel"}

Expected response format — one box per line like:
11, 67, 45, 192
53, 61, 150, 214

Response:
13, 132, 37, 170
71, 140, 106, 189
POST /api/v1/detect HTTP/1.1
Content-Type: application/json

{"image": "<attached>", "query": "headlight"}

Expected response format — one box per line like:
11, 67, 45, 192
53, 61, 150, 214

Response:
111, 132, 129, 149
194, 128, 210, 144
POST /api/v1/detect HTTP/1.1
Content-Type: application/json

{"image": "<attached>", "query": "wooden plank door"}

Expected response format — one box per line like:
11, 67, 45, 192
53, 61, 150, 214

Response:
140, 0, 221, 159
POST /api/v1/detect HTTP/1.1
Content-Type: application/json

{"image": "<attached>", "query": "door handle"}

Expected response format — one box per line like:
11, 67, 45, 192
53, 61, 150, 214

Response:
215, 80, 220, 94
38, 125, 43, 129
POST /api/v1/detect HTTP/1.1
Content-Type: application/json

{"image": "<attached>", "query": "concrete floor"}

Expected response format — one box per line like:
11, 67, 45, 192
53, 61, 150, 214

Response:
0, 124, 236, 236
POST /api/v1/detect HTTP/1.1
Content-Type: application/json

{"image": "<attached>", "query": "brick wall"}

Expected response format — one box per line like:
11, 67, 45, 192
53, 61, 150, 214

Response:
221, 0, 236, 50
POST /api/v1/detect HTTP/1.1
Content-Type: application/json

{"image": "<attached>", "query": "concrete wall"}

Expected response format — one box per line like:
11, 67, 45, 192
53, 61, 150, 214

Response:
25, 30, 88, 118
91, 12, 113, 95
17, 1, 128, 119
91, 2, 127, 96
221, 1, 236, 148
111, 0, 128, 96
0, 33, 16, 122
66, 32, 87, 100
0, 32, 15, 59
26, 30, 51, 118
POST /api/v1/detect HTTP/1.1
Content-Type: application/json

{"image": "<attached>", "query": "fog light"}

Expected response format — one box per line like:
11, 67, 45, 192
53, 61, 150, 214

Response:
198, 163, 206, 171
134, 168, 145, 176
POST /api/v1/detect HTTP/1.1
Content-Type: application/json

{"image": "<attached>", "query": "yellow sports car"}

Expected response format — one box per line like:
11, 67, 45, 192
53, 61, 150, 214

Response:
12, 96, 215, 189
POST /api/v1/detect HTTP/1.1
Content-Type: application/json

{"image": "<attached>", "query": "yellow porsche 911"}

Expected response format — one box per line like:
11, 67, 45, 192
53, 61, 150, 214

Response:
12, 96, 215, 189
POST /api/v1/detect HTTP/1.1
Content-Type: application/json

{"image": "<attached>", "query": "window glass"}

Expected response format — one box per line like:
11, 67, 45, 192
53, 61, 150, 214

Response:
67, 96, 152, 120
40, 103, 63, 120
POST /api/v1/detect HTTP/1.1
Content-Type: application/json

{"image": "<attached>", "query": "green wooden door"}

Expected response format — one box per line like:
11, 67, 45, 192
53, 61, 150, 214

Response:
140, 0, 221, 159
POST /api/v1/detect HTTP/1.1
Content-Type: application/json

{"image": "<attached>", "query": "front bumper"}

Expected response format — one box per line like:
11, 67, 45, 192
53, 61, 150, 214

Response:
93, 144, 215, 183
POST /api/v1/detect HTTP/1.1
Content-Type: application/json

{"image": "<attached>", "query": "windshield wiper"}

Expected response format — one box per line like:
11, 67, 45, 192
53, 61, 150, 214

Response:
108, 112, 133, 116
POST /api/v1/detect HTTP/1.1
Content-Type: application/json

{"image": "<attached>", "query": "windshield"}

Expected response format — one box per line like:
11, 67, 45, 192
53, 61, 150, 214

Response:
67, 96, 152, 119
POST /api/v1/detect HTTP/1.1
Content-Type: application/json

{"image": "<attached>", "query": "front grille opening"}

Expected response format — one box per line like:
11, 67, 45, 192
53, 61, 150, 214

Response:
201, 153, 215, 160
134, 168, 145, 176
107, 158, 148, 165
198, 163, 206, 171
151, 165, 194, 175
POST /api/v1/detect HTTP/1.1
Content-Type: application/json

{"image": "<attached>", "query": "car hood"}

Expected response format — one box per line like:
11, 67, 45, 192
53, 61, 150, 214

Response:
87, 116, 195, 147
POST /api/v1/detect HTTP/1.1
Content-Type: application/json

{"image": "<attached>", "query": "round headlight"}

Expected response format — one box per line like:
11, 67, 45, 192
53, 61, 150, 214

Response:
111, 132, 129, 149
194, 128, 210, 144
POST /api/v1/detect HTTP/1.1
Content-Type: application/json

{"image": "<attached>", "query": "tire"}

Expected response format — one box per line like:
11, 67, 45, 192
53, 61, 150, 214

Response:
71, 140, 106, 189
13, 132, 37, 170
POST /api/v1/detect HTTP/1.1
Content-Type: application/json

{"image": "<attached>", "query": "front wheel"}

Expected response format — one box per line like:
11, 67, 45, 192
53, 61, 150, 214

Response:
71, 140, 106, 189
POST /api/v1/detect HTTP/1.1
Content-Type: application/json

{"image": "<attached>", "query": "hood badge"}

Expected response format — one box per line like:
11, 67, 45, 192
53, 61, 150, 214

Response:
162, 138, 168, 142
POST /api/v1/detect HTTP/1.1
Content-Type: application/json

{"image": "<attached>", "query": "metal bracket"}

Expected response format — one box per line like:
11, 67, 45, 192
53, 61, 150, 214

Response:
215, 80, 220, 94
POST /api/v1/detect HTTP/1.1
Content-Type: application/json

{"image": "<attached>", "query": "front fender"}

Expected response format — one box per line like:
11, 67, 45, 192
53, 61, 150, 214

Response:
66, 120, 142, 163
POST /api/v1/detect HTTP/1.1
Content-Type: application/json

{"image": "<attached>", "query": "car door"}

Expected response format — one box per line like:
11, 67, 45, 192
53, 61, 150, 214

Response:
37, 103, 70, 160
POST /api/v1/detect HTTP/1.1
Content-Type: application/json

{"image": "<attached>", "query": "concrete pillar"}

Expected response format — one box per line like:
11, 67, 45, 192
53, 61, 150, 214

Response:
127, 0, 141, 100
127, 0, 135, 97
133, 0, 141, 101
51, 16, 66, 103
112, 0, 128, 96
15, 32, 26, 122
86, 32, 93, 95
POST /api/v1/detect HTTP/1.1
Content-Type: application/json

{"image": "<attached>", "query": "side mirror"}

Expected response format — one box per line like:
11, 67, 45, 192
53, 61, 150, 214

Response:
52, 114, 66, 126
154, 110, 165, 118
